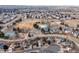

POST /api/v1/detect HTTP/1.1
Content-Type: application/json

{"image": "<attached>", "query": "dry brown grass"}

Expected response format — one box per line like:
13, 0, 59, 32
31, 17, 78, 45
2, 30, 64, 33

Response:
64, 19, 79, 27
15, 19, 43, 29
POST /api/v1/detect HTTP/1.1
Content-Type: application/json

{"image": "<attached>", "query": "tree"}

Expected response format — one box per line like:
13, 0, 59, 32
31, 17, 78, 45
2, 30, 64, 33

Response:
33, 23, 39, 29
59, 27, 62, 31
13, 22, 16, 25
65, 24, 69, 27
3, 45, 9, 51
60, 22, 64, 25
0, 31, 4, 38
41, 28, 45, 34
77, 24, 79, 27
19, 19, 22, 22
47, 40, 51, 45
13, 27, 17, 31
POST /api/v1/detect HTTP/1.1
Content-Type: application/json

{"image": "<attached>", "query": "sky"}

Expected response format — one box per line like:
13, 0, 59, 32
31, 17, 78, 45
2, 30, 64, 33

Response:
0, 0, 79, 6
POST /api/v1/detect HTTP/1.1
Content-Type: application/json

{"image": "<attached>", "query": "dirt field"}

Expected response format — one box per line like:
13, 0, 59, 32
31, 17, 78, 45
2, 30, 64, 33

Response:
15, 19, 43, 29
64, 19, 79, 27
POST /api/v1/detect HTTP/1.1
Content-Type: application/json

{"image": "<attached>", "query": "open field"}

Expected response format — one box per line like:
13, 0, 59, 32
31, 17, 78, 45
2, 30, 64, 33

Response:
15, 19, 43, 29
64, 19, 79, 27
